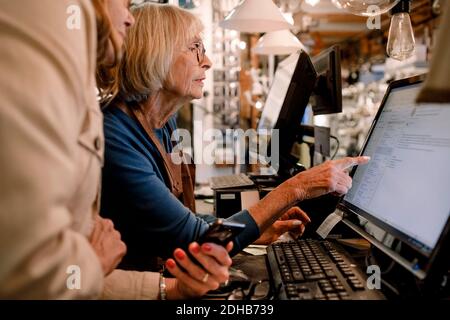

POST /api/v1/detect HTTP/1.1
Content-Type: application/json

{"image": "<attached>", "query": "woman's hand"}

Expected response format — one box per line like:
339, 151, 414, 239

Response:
89, 216, 127, 275
165, 242, 233, 299
248, 156, 370, 233
288, 156, 370, 201
253, 206, 311, 245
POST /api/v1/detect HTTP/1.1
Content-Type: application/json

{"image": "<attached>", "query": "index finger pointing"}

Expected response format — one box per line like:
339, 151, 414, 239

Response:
335, 156, 370, 170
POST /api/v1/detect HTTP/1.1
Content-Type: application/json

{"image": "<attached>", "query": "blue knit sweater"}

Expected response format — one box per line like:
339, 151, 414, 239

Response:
100, 106, 260, 271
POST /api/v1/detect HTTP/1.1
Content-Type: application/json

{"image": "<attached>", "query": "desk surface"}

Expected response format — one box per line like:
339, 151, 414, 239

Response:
232, 253, 268, 282
195, 199, 450, 299
196, 199, 215, 215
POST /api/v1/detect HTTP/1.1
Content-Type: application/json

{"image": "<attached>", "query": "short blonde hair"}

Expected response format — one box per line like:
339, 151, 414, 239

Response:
114, 3, 204, 104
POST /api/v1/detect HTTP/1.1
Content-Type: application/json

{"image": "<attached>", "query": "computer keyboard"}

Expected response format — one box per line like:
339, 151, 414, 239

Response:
267, 239, 384, 300
209, 173, 255, 189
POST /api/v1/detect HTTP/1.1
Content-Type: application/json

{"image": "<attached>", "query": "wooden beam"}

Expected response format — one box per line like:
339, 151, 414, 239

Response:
308, 13, 367, 23
310, 31, 361, 38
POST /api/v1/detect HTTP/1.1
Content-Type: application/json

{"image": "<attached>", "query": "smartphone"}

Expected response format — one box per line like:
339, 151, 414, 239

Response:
198, 219, 246, 247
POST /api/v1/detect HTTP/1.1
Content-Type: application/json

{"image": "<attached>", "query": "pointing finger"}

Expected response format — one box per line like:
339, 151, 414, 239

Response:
334, 156, 370, 170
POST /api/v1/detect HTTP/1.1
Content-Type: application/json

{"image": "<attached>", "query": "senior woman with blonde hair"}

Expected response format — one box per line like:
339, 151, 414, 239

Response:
95, 0, 235, 300
100, 3, 369, 274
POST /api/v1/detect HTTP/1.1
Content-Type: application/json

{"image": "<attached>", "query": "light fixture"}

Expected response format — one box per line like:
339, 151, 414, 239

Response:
387, 0, 415, 61
238, 41, 247, 50
276, 0, 303, 13
255, 100, 264, 110
252, 29, 306, 55
331, 0, 400, 16
305, 0, 320, 7
252, 29, 306, 85
282, 12, 295, 25
219, 0, 293, 33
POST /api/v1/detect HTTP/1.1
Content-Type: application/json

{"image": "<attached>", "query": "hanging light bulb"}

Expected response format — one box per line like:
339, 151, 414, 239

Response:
386, 0, 415, 61
331, 0, 400, 16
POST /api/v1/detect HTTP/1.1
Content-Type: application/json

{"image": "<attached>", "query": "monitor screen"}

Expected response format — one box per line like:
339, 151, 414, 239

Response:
256, 50, 317, 175
258, 52, 304, 131
343, 83, 450, 256
310, 45, 342, 115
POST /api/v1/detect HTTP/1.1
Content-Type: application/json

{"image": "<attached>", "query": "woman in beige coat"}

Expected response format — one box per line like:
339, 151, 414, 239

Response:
0, 0, 112, 298
0, 0, 232, 299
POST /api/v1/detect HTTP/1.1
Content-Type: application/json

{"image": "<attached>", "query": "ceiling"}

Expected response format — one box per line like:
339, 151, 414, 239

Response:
272, 0, 436, 50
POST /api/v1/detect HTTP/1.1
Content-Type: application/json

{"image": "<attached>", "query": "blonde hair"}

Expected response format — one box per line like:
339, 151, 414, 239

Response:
112, 3, 204, 105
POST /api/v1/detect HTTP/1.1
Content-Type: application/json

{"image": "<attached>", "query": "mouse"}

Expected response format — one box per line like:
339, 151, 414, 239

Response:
205, 268, 251, 297
228, 267, 250, 283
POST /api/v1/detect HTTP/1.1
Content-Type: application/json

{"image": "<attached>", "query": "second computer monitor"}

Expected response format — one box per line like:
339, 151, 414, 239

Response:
257, 50, 317, 174
258, 50, 316, 133
310, 45, 343, 115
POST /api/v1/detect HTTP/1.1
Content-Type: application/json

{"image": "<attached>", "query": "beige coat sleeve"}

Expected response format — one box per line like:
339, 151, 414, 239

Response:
417, 0, 450, 103
0, 0, 103, 299
102, 270, 160, 300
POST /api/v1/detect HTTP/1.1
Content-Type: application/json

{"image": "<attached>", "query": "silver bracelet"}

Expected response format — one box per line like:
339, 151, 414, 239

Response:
159, 272, 167, 300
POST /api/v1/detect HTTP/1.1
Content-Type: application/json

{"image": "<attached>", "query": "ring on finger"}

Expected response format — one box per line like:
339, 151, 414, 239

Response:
202, 272, 209, 283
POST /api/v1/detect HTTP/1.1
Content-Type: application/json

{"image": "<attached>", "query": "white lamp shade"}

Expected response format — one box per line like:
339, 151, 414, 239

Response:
219, 0, 293, 33
252, 30, 306, 55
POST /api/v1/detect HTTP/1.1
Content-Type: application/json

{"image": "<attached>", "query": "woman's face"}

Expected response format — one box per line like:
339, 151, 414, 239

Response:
105, 0, 135, 63
165, 38, 212, 100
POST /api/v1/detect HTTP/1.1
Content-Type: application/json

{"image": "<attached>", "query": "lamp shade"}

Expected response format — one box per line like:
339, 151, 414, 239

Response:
252, 30, 306, 55
219, 0, 293, 33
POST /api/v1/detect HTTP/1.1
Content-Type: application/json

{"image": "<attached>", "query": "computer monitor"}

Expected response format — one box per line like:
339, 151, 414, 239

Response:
340, 75, 450, 282
310, 45, 342, 115
257, 50, 317, 175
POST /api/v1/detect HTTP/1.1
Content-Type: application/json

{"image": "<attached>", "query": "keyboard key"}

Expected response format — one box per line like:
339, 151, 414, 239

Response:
334, 285, 346, 292
321, 286, 335, 293
297, 285, 309, 293
292, 271, 304, 281
210, 173, 254, 189
325, 270, 337, 278
326, 293, 340, 300
352, 283, 365, 291
305, 273, 326, 280
267, 239, 374, 300
298, 293, 313, 300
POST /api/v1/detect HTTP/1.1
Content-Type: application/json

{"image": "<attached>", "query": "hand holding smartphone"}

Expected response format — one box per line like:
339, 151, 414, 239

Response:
198, 219, 246, 247
180, 219, 245, 276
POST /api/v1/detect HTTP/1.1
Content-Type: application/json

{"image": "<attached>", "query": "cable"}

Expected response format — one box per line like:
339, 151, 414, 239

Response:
365, 239, 402, 276
330, 135, 340, 160
381, 278, 401, 296
364, 249, 401, 296
382, 241, 402, 275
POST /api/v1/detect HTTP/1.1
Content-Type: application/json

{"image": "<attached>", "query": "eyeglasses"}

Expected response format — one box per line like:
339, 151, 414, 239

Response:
188, 41, 206, 64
